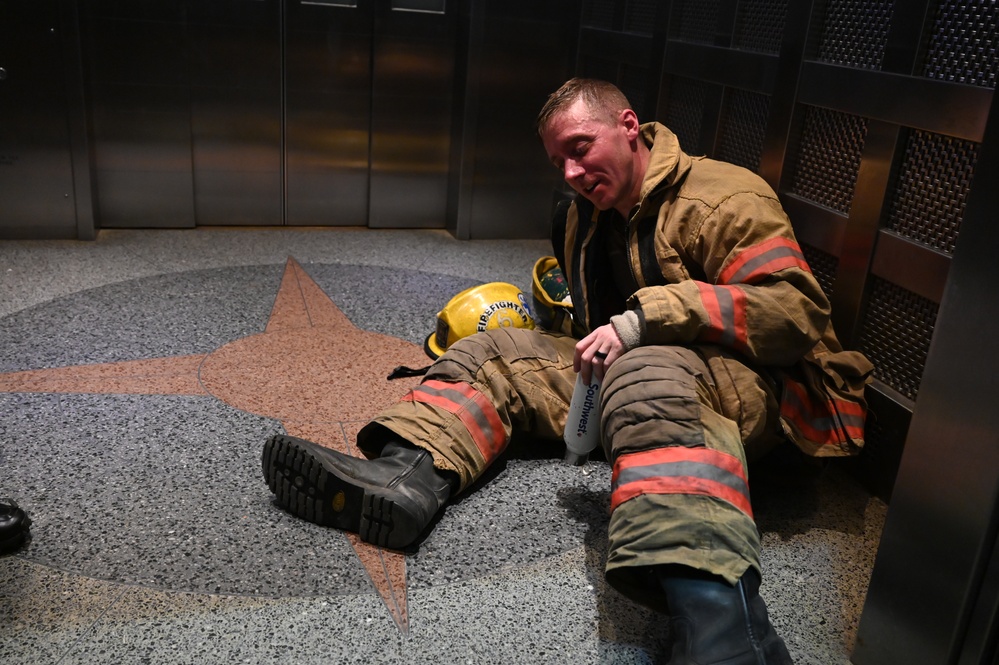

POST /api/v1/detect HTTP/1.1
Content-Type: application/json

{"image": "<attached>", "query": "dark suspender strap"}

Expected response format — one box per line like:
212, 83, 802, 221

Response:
550, 197, 571, 270
636, 215, 667, 287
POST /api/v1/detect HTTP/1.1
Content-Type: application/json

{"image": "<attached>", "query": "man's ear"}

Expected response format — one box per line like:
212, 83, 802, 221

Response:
619, 108, 641, 140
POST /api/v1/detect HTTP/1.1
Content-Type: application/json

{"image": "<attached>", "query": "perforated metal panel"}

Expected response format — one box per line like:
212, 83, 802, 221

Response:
923, 0, 999, 88
619, 63, 649, 117
716, 88, 770, 172
859, 276, 939, 401
672, 0, 720, 44
624, 0, 659, 35
583, 56, 621, 86
663, 76, 708, 155
801, 243, 838, 301
733, 0, 789, 54
790, 106, 868, 214
816, 0, 893, 70
582, 0, 615, 30
885, 129, 980, 255
578, 1, 661, 121
860, 414, 892, 473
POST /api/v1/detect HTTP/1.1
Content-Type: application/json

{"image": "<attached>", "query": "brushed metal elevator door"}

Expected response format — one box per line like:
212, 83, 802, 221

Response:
0, 0, 79, 238
285, 0, 372, 226
367, 0, 454, 228
189, 2, 282, 227
86, 0, 454, 228
285, 0, 455, 228
191, 0, 369, 227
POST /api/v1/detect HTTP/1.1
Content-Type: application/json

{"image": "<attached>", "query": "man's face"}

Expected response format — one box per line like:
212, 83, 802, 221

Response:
541, 98, 641, 214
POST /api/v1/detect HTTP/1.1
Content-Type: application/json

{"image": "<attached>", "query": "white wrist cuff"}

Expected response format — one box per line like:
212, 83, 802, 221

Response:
610, 310, 643, 351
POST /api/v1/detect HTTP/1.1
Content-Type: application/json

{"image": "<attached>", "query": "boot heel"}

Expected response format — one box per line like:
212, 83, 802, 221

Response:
360, 492, 422, 550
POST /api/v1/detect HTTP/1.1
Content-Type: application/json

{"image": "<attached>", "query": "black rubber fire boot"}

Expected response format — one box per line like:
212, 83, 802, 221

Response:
0, 498, 31, 555
262, 434, 452, 550
656, 566, 793, 665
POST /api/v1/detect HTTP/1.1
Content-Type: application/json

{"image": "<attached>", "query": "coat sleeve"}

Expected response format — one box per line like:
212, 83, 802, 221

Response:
629, 191, 829, 367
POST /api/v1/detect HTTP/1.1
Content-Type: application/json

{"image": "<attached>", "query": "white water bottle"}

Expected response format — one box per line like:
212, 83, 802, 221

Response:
564, 373, 602, 465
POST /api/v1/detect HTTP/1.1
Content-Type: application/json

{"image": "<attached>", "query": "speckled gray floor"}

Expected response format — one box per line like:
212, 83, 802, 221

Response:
0, 228, 885, 664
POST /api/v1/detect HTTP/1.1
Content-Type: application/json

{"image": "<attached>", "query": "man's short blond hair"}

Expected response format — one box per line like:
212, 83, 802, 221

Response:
536, 78, 633, 137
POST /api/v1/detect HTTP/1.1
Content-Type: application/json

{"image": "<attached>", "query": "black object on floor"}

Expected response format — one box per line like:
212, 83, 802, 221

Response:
0, 498, 30, 555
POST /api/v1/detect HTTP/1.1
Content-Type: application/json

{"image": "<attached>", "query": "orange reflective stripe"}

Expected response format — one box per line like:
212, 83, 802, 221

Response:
696, 282, 749, 353
781, 377, 866, 445
402, 379, 507, 464
719, 237, 811, 285
465, 388, 507, 462
611, 447, 753, 518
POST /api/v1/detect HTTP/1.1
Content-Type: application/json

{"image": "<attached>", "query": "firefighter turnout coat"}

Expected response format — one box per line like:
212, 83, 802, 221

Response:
556, 122, 873, 460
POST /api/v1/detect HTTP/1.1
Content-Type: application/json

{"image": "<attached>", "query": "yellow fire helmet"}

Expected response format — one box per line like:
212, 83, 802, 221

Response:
424, 282, 536, 359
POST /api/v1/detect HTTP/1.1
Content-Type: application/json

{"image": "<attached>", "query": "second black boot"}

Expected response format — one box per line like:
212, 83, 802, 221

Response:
0, 498, 31, 555
656, 566, 793, 665
262, 434, 452, 550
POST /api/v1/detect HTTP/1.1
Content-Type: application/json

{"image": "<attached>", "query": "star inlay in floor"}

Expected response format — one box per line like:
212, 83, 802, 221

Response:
0, 257, 431, 633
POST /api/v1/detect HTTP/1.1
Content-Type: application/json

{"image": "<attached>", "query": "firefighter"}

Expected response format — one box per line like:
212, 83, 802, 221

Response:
262, 78, 872, 665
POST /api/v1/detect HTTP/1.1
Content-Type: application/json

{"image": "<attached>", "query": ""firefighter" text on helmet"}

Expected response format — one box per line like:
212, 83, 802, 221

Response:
424, 283, 535, 359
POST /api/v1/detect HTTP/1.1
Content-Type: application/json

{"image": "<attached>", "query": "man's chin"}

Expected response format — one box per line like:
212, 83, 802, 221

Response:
579, 192, 612, 211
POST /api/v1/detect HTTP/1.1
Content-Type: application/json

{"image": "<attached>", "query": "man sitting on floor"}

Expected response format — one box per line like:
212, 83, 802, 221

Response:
262, 78, 872, 665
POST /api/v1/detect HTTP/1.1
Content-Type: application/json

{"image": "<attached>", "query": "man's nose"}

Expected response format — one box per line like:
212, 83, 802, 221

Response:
563, 160, 584, 181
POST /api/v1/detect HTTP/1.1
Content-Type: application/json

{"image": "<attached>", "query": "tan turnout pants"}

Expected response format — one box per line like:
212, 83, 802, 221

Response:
357, 327, 782, 610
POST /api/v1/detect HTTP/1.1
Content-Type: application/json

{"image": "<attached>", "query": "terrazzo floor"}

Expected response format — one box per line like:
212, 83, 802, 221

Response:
0, 227, 887, 664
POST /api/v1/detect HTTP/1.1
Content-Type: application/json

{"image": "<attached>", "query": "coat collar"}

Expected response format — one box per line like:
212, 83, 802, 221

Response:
637, 122, 691, 206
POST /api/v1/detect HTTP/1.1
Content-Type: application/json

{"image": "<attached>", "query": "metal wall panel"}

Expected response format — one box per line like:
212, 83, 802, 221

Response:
83, 0, 458, 229
0, 0, 85, 239
84, 0, 196, 228
853, 84, 999, 665
449, 1, 579, 240
22, 0, 577, 236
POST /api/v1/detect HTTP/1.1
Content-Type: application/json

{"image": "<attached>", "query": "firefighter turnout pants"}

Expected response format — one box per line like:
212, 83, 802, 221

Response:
357, 327, 782, 609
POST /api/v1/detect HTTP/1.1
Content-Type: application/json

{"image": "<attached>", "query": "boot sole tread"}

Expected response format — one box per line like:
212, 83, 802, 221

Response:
262, 435, 418, 550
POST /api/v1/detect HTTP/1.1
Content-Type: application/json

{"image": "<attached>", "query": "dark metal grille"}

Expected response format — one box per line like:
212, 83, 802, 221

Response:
581, 52, 617, 78
619, 63, 649, 117
716, 88, 771, 172
861, 414, 891, 472
624, 0, 659, 35
858, 408, 906, 498
582, 0, 616, 30
801, 243, 838, 301
816, 0, 893, 70
885, 129, 979, 255
579, 59, 649, 120
858, 276, 938, 401
672, 0, 721, 44
734, 0, 789, 54
923, 0, 999, 88
662, 76, 708, 155
790, 106, 869, 214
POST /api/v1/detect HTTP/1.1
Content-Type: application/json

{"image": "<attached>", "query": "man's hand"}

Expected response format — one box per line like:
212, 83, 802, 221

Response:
575, 324, 625, 385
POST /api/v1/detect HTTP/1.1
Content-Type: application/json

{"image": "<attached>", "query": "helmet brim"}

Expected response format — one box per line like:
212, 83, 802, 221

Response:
424, 333, 446, 360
